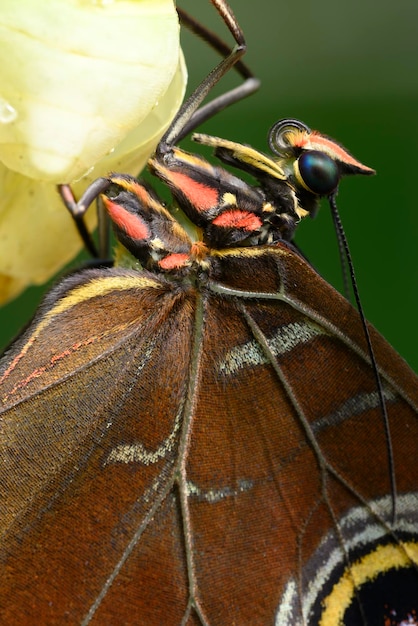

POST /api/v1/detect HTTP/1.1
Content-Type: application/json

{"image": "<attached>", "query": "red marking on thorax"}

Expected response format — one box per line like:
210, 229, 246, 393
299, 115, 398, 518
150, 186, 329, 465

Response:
103, 198, 150, 241
166, 171, 218, 212
158, 253, 190, 270
213, 210, 262, 231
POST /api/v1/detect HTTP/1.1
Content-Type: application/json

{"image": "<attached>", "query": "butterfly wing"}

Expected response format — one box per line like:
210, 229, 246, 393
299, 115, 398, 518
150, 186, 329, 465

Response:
180, 246, 418, 624
2, 244, 416, 624
0, 267, 197, 624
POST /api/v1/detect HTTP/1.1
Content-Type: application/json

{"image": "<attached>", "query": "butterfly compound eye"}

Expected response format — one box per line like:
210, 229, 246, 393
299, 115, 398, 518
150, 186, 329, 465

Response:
295, 150, 340, 195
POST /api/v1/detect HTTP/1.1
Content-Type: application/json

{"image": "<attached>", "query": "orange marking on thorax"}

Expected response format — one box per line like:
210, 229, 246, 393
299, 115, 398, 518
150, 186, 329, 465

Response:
213, 210, 262, 231
190, 241, 209, 260
158, 253, 190, 270
103, 198, 150, 241
166, 171, 218, 212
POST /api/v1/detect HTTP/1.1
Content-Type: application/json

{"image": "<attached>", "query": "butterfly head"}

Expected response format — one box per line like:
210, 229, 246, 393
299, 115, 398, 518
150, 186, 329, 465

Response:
268, 118, 375, 198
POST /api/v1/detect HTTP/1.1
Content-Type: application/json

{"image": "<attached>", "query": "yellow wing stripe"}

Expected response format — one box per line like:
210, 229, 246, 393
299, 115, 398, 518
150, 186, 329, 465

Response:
46, 275, 160, 321
321, 541, 418, 625
0, 275, 161, 385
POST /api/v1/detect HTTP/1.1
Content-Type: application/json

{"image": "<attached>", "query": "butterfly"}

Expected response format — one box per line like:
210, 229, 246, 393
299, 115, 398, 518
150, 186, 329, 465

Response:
0, 1, 417, 624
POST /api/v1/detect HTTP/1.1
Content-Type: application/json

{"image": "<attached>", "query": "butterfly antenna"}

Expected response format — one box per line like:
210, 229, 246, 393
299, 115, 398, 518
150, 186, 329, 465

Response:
329, 193, 397, 523
331, 192, 351, 301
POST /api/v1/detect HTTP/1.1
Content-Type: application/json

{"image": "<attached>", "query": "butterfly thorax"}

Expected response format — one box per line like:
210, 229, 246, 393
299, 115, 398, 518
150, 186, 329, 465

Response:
101, 124, 373, 278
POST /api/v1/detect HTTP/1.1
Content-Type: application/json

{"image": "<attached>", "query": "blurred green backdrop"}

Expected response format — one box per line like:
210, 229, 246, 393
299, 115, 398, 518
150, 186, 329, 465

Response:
0, 0, 417, 371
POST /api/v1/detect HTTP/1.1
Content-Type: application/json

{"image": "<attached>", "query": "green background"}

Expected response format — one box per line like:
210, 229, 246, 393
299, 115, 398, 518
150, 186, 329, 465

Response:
0, 0, 417, 371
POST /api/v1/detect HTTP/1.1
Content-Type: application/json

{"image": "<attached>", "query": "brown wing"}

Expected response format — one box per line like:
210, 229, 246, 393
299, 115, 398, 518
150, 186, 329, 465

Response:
185, 245, 418, 624
0, 247, 417, 625
0, 267, 196, 624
